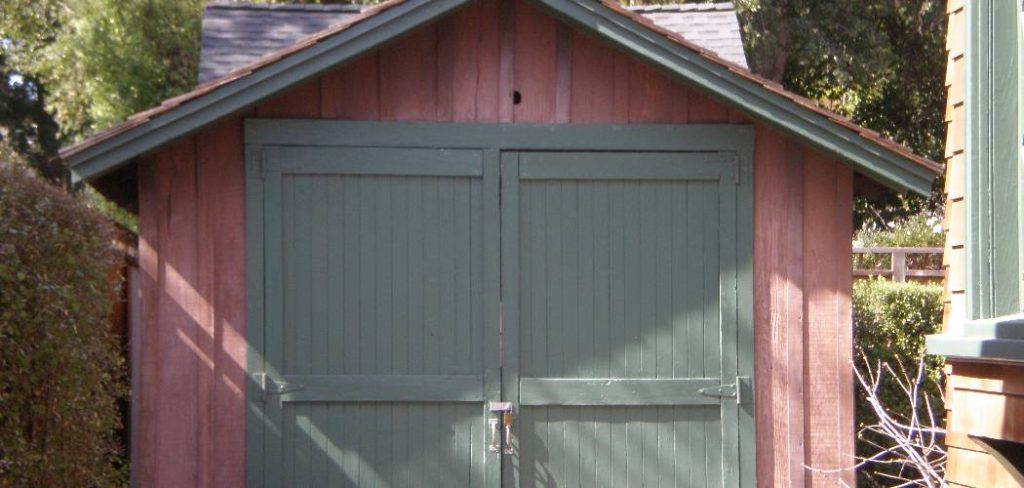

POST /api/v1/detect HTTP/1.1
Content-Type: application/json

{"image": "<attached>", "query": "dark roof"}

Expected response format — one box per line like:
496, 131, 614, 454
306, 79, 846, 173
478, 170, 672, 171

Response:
198, 2, 746, 83
61, 0, 940, 195
199, 3, 364, 83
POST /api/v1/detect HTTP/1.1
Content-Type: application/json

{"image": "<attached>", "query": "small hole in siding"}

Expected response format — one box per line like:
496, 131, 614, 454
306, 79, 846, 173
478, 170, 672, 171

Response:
513, 91, 522, 105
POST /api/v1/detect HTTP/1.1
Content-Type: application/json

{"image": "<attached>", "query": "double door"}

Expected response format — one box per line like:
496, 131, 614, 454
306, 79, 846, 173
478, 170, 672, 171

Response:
246, 123, 753, 487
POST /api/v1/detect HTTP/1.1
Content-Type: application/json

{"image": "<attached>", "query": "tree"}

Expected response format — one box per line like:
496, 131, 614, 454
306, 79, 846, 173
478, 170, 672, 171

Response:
733, 0, 947, 227
0, 55, 61, 182
0, 0, 202, 180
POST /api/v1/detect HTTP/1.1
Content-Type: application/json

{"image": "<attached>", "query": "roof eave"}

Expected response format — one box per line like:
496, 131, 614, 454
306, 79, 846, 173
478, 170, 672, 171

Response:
65, 0, 471, 183
66, 0, 939, 197
533, 0, 939, 196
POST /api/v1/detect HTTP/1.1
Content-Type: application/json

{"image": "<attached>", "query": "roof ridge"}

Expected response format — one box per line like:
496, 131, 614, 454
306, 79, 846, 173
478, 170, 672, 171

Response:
626, 2, 736, 13
205, 2, 364, 13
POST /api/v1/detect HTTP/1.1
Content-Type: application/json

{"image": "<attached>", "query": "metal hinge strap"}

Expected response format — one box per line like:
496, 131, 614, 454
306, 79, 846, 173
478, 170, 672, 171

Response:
699, 376, 752, 404
256, 373, 304, 401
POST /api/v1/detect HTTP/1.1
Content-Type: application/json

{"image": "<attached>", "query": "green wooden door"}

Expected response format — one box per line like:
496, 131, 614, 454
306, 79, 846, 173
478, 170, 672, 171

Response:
247, 124, 754, 488
248, 146, 502, 487
500, 152, 752, 488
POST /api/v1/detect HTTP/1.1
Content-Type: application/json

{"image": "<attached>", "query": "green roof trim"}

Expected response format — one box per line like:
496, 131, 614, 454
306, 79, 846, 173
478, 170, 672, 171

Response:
65, 0, 471, 182
533, 0, 936, 195
926, 314, 1024, 363
64, 0, 938, 195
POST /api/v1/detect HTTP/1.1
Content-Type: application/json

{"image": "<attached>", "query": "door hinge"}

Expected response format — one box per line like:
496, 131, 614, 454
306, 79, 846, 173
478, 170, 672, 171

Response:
256, 373, 304, 401
699, 376, 752, 404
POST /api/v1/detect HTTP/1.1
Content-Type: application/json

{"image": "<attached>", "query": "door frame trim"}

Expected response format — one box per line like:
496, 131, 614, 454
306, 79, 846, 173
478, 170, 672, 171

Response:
245, 120, 755, 486
245, 119, 753, 155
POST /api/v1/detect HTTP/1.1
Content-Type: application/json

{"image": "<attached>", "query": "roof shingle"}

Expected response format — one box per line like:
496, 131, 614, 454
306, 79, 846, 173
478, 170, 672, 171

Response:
198, 1, 747, 83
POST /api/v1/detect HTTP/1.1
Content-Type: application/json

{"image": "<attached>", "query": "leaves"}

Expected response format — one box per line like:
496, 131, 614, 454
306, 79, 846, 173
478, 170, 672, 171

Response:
0, 164, 127, 487
732, 0, 946, 226
853, 279, 945, 486
0, 0, 202, 142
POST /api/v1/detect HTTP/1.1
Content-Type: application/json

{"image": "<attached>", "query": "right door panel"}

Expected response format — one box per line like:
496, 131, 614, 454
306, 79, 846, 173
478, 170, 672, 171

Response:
502, 151, 746, 488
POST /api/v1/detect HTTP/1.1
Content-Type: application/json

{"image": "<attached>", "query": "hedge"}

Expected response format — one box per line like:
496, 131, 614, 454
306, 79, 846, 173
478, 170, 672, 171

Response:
0, 164, 127, 486
853, 278, 944, 486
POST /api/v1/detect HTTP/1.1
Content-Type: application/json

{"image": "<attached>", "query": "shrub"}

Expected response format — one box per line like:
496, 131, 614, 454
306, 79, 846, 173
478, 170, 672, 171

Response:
854, 212, 944, 272
0, 163, 127, 486
853, 278, 944, 486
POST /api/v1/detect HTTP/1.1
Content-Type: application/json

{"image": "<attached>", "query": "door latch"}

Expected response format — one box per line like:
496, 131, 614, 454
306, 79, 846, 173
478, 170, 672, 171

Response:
698, 376, 752, 405
488, 401, 514, 455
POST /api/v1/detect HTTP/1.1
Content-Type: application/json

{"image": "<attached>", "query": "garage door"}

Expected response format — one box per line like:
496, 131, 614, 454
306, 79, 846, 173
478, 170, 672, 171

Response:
501, 152, 748, 487
246, 124, 753, 487
249, 146, 500, 487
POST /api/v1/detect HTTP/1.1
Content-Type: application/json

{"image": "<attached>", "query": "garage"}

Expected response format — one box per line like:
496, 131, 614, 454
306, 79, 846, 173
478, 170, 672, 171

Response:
62, 0, 940, 486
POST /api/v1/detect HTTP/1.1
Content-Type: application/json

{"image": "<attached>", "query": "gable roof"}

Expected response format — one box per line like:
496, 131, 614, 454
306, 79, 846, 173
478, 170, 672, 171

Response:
197, 2, 746, 84
199, 3, 364, 83
61, 0, 941, 195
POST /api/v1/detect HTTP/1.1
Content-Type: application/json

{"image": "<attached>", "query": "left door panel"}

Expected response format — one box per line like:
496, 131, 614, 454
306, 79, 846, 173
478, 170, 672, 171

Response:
248, 146, 497, 487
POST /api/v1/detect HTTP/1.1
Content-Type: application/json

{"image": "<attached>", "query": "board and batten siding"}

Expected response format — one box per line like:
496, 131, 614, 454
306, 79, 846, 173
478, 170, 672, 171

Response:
135, 0, 854, 485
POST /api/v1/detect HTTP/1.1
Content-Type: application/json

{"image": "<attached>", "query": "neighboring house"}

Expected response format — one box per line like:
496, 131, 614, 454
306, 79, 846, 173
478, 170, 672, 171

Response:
926, 0, 1024, 486
63, 1, 938, 486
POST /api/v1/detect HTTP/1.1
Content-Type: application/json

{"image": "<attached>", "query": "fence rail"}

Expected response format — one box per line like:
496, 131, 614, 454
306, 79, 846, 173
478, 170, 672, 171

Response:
852, 246, 944, 282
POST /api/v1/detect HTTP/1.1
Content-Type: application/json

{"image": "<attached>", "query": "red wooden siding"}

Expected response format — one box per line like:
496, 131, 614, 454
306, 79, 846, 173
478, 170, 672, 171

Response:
752, 127, 855, 487
137, 1, 853, 486
137, 119, 247, 487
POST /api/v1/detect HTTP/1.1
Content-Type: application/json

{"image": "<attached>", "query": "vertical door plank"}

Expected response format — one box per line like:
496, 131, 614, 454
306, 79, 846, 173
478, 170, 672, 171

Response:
454, 180, 473, 374
375, 177, 394, 374
422, 179, 441, 374
406, 179, 425, 374
561, 181, 579, 377
438, 178, 457, 374
593, 182, 612, 378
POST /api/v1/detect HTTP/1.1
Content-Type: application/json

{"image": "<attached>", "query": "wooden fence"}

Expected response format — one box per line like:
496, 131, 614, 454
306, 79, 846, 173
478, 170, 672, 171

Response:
852, 246, 944, 282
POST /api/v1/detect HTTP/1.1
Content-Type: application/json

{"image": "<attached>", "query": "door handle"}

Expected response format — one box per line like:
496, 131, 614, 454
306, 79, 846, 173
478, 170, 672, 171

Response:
488, 418, 501, 453
502, 410, 514, 455
489, 401, 514, 455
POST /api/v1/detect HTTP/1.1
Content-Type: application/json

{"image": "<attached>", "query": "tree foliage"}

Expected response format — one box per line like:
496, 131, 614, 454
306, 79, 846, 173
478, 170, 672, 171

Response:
0, 56, 61, 182
852, 279, 944, 486
731, 0, 947, 225
0, 163, 127, 487
0, 0, 202, 179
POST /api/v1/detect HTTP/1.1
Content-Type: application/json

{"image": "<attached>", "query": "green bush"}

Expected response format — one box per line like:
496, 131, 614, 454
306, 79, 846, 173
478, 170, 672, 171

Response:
854, 212, 944, 271
853, 278, 944, 486
0, 164, 127, 486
